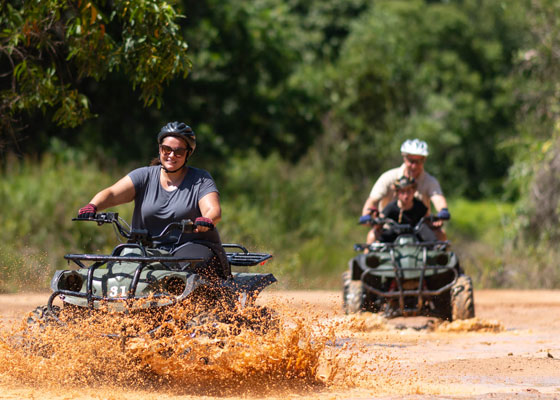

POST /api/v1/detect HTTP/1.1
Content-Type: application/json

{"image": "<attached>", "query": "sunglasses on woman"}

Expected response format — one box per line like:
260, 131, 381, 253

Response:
160, 144, 188, 158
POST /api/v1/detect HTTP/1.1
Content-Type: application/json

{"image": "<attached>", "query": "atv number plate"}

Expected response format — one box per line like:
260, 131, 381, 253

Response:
109, 286, 127, 297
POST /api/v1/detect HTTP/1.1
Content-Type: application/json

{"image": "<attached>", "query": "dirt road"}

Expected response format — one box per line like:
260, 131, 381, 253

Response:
0, 289, 559, 399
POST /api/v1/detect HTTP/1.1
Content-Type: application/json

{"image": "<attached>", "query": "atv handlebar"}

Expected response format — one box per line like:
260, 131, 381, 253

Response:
359, 214, 447, 229
72, 213, 274, 267
73, 212, 195, 245
354, 215, 449, 252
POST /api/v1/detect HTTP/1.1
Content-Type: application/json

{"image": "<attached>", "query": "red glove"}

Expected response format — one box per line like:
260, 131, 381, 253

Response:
194, 216, 214, 230
78, 203, 97, 219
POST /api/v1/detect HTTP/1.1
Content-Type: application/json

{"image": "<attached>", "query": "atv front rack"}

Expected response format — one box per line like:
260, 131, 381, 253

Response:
53, 244, 272, 311
55, 253, 205, 312
355, 240, 450, 253
64, 253, 203, 267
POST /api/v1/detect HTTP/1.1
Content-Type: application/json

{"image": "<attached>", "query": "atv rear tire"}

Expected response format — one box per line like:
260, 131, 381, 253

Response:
450, 275, 475, 321
342, 271, 363, 314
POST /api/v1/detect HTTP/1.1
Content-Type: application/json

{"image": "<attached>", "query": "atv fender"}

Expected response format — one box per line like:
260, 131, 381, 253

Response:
226, 272, 276, 293
223, 272, 277, 306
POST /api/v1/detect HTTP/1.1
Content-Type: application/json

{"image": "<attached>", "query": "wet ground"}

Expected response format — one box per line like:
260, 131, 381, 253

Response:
0, 289, 559, 399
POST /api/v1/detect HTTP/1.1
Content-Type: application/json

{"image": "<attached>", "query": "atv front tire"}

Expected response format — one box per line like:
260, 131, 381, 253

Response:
22, 305, 62, 357
26, 305, 62, 328
450, 275, 475, 321
342, 271, 363, 314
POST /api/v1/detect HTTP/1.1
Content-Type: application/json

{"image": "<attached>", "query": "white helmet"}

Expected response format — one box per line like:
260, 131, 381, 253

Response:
400, 139, 429, 157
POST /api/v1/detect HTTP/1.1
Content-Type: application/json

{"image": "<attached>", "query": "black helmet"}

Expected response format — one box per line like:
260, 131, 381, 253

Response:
393, 176, 416, 190
157, 121, 196, 154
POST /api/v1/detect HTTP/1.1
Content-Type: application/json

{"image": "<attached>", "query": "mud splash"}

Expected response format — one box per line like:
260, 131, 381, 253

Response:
0, 300, 369, 396
324, 313, 505, 335
329, 312, 505, 334
434, 317, 505, 333
322, 313, 389, 335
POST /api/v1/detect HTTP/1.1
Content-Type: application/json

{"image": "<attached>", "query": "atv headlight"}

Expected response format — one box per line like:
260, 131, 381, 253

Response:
365, 254, 380, 268
56, 272, 83, 292
165, 277, 187, 296
66, 273, 84, 291
428, 253, 449, 266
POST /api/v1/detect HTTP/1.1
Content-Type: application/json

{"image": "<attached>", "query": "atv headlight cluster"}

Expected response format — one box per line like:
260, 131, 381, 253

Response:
428, 253, 449, 266
53, 271, 83, 292
365, 254, 381, 268
164, 277, 187, 296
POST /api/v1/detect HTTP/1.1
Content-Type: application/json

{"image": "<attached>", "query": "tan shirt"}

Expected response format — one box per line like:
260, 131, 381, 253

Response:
369, 164, 443, 210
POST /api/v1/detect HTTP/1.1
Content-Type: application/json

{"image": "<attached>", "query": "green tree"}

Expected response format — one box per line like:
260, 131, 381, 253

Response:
164, 0, 322, 163
509, 0, 560, 243
321, 0, 527, 199
0, 0, 190, 149
8, 0, 331, 165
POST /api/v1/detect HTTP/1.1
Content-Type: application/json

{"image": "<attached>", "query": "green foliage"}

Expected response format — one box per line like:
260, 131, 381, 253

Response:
0, 154, 555, 293
0, 0, 190, 138
3, 0, 531, 204
0, 153, 131, 292
320, 0, 527, 199
445, 198, 513, 288
497, 0, 560, 289
217, 151, 360, 288
447, 198, 514, 245
3, 0, 560, 291
166, 0, 324, 161
445, 197, 560, 289
506, 0, 560, 244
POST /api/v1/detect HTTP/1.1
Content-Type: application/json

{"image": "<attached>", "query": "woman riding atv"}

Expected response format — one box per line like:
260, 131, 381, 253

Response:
77, 121, 230, 280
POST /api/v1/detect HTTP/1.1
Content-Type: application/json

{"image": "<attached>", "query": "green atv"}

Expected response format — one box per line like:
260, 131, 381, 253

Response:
31, 212, 276, 335
342, 215, 475, 321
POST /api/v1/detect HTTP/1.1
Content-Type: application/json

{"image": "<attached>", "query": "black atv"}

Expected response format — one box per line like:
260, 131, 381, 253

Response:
30, 212, 277, 336
342, 215, 475, 321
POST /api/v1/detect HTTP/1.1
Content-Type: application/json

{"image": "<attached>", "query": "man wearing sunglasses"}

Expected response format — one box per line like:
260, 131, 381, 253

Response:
360, 139, 450, 243
77, 121, 230, 279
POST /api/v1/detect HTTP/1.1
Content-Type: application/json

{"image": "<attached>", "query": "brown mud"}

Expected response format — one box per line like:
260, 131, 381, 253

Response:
0, 289, 559, 399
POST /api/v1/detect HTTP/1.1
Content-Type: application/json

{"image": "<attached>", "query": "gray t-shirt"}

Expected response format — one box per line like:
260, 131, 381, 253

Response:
128, 165, 220, 245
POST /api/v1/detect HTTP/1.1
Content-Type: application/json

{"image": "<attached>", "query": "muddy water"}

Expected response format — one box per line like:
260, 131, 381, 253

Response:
0, 290, 559, 399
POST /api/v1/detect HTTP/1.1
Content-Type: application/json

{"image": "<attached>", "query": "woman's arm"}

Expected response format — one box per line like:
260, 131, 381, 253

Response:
89, 176, 136, 211
196, 191, 221, 232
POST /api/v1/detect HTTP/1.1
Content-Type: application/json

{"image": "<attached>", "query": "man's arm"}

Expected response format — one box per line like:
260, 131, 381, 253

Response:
362, 169, 399, 216
430, 194, 448, 212
362, 196, 381, 216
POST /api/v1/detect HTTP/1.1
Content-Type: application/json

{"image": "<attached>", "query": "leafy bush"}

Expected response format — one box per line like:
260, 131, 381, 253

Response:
446, 199, 515, 288
0, 153, 131, 292
217, 151, 361, 288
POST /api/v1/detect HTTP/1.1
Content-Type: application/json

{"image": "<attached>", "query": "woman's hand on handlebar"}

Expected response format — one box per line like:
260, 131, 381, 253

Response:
77, 203, 97, 219
194, 217, 215, 232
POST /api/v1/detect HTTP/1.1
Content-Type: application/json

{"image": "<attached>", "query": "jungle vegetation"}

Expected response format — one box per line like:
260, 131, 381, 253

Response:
1, 0, 559, 291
